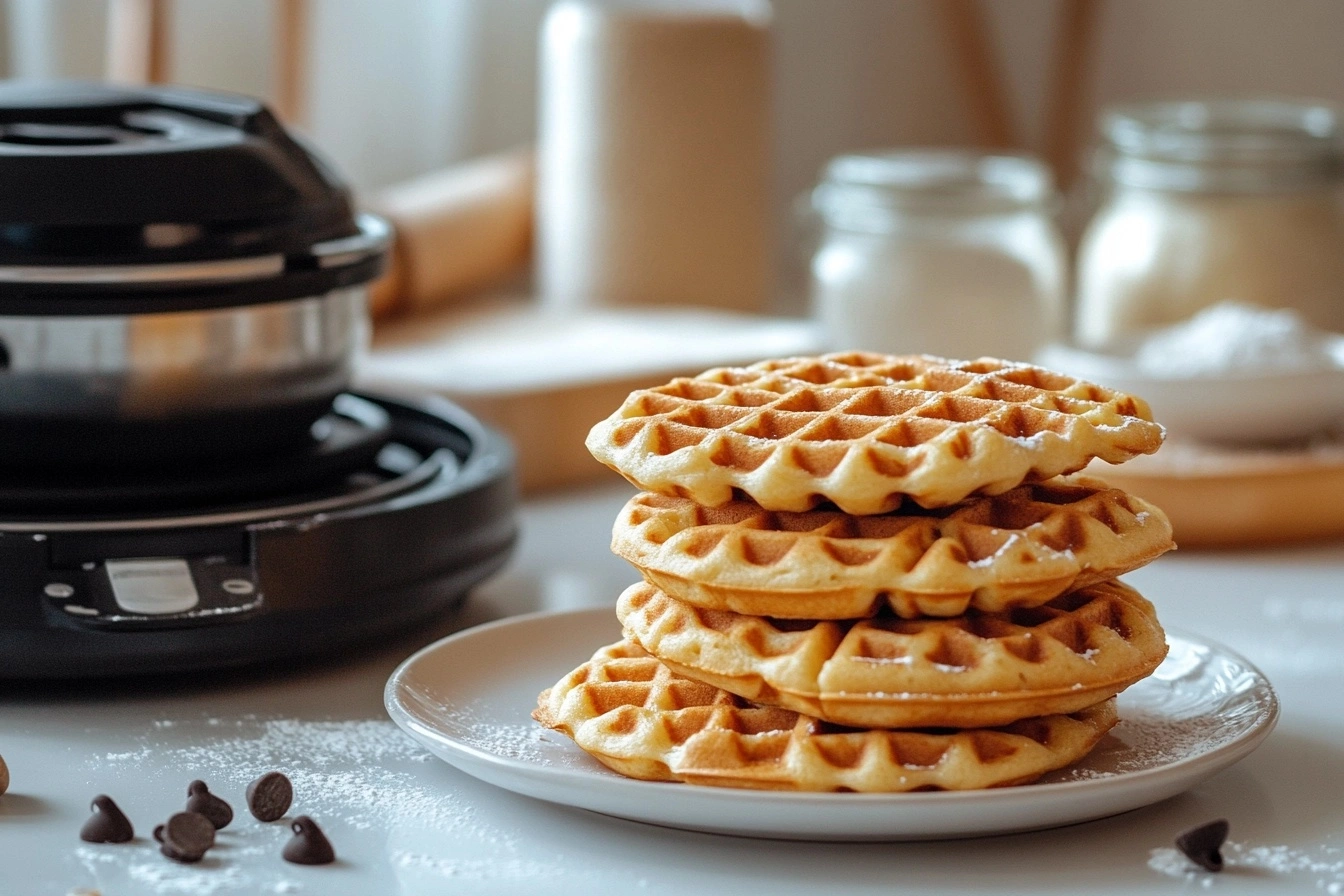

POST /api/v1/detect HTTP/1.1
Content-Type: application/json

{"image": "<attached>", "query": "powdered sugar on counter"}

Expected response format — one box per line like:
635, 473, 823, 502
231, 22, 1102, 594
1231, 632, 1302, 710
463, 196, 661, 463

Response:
76, 843, 288, 896
1149, 840, 1344, 891
1146, 846, 1212, 886
74, 713, 618, 893
89, 716, 465, 831
1132, 302, 1341, 377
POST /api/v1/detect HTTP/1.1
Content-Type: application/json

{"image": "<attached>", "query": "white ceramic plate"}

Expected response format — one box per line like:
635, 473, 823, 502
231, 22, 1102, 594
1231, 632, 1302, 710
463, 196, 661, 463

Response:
385, 607, 1278, 842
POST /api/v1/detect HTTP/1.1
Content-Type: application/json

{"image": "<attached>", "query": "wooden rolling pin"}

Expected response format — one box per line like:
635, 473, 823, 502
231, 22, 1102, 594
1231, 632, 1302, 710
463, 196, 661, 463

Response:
365, 147, 534, 319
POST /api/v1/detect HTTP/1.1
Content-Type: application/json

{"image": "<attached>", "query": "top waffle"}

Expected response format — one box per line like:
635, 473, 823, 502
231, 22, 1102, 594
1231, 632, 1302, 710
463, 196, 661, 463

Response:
534, 640, 1119, 792
586, 353, 1164, 514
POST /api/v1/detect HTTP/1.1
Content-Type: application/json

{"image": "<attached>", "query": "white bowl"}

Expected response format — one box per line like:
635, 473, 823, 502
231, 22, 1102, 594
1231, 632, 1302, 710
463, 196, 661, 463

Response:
1036, 340, 1344, 444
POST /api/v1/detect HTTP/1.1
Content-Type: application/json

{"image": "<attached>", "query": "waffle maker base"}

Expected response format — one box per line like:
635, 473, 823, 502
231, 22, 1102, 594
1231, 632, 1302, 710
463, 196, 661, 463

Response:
0, 392, 516, 678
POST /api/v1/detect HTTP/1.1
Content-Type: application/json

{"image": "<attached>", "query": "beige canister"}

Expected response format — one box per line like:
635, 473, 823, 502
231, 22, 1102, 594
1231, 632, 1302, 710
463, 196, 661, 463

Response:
537, 0, 772, 312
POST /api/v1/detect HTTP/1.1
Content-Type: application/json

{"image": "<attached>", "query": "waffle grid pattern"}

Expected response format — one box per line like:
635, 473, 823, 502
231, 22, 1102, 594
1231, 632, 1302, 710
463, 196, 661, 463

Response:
612, 477, 1174, 619
533, 640, 1120, 791
538, 352, 1172, 791
617, 579, 1167, 729
586, 353, 1165, 514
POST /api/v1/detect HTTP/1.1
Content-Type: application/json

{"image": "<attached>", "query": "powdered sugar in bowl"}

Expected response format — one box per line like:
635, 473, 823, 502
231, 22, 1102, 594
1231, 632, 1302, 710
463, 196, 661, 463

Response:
1037, 302, 1344, 444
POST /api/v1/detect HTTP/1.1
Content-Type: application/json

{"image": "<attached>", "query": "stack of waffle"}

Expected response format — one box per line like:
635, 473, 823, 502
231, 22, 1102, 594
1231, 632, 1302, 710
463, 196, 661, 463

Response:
534, 353, 1174, 792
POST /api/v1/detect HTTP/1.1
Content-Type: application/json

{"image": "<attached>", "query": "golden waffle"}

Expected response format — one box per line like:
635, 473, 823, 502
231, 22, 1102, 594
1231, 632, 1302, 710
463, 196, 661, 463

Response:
585, 352, 1164, 514
617, 580, 1167, 729
534, 640, 1119, 791
612, 476, 1174, 619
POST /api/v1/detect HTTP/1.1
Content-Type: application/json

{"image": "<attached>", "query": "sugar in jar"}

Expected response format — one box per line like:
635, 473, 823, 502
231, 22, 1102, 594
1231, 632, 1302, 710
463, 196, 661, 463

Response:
808, 150, 1066, 362
1074, 99, 1344, 347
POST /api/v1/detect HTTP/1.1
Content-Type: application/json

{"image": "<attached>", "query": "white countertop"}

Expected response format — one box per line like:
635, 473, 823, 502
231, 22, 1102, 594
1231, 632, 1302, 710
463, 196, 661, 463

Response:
4, 481, 1344, 895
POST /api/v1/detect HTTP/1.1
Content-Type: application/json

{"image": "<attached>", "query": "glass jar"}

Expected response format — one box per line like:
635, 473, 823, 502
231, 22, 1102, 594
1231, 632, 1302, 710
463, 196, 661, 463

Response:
808, 150, 1066, 362
1074, 99, 1344, 347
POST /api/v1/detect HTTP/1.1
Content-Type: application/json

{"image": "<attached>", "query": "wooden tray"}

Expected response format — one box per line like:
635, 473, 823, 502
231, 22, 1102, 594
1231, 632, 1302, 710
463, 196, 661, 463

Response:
358, 300, 820, 492
1088, 439, 1344, 547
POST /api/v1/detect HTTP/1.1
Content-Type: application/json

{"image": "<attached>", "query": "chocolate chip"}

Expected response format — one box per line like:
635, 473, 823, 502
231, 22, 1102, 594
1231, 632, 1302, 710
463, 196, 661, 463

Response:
156, 811, 215, 851
245, 771, 293, 822
155, 811, 216, 863
0, 752, 8, 796
79, 795, 134, 843
1176, 818, 1229, 872
159, 840, 205, 864
282, 815, 335, 865
184, 780, 233, 830
160, 842, 205, 864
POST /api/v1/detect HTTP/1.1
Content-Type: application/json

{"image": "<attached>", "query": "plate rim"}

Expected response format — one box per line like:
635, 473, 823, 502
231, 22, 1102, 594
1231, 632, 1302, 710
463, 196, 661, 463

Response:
384, 606, 1280, 833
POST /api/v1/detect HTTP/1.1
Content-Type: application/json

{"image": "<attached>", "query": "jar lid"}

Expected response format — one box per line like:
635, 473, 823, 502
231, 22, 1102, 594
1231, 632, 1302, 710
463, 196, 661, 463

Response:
812, 150, 1053, 230
0, 81, 388, 314
1099, 99, 1344, 192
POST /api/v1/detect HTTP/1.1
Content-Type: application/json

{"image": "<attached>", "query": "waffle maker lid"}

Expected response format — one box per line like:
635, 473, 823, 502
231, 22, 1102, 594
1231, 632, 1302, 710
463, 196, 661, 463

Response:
0, 80, 387, 314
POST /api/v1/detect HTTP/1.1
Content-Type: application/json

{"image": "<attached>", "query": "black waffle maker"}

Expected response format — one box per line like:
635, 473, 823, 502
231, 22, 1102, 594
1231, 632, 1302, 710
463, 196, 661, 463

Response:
0, 82, 516, 677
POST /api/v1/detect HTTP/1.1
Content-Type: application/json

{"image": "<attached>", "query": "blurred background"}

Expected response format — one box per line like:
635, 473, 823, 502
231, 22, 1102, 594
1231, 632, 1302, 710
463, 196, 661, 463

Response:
10, 0, 1344, 308
11, 0, 1344, 293
4, 2, 1339, 189
8, 0, 1344, 543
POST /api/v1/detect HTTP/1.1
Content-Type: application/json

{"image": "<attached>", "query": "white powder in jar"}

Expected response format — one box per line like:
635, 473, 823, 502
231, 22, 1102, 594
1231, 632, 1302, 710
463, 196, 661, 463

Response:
808, 150, 1066, 362
1076, 188, 1344, 346
813, 237, 1063, 362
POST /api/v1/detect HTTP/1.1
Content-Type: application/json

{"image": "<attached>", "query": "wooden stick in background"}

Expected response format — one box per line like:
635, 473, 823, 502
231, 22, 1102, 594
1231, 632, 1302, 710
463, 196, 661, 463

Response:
1042, 0, 1104, 191
934, 0, 1017, 149
365, 148, 535, 320
273, 0, 309, 126
106, 0, 172, 84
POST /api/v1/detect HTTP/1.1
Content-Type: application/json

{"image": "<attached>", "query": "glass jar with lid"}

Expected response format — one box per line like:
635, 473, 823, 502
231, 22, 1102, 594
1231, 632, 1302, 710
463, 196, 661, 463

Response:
1074, 99, 1344, 347
808, 150, 1066, 362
